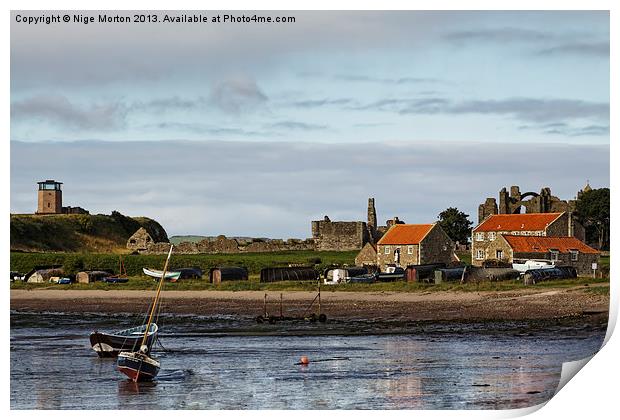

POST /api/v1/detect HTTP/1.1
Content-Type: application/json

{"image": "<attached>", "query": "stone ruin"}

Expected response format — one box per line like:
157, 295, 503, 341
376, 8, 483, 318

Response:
130, 197, 401, 254
311, 198, 402, 251
140, 235, 316, 255
478, 184, 588, 240
126, 227, 154, 252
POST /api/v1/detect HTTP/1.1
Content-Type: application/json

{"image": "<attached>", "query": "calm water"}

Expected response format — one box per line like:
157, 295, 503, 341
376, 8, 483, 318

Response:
10, 311, 606, 410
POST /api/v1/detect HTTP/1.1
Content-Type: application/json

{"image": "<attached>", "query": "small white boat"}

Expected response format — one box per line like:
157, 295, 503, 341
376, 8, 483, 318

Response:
512, 260, 555, 274
142, 267, 182, 281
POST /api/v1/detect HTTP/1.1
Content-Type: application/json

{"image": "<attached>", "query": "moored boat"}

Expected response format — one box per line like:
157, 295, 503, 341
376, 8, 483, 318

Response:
117, 350, 161, 382
90, 324, 158, 357
119, 245, 173, 382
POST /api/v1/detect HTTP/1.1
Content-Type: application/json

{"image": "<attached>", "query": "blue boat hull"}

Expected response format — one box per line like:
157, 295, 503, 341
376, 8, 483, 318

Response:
117, 352, 160, 382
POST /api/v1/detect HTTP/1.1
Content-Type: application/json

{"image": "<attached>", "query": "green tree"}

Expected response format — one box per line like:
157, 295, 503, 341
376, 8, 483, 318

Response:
575, 188, 610, 250
437, 207, 473, 245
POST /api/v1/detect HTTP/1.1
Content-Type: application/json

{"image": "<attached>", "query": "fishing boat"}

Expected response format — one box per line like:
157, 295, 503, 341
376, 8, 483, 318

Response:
142, 267, 182, 281
118, 245, 173, 382
89, 324, 158, 357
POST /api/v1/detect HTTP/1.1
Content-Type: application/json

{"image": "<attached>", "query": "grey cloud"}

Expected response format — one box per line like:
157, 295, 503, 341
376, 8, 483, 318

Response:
132, 96, 208, 113
292, 98, 354, 108
443, 27, 609, 59
348, 97, 447, 115
535, 42, 609, 58
144, 122, 267, 137
209, 77, 268, 113
519, 122, 609, 137
444, 28, 553, 44
268, 121, 328, 131
10, 140, 609, 237
351, 96, 609, 125
448, 98, 609, 123
11, 94, 127, 130
334, 74, 442, 85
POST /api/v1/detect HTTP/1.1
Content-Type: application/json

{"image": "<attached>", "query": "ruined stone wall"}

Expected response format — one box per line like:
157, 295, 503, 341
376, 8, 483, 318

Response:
127, 227, 154, 251
478, 185, 581, 224
419, 225, 455, 265
142, 236, 315, 254
312, 220, 368, 251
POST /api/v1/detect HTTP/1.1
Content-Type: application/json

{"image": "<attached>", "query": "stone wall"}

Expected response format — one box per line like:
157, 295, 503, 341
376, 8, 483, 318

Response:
376, 243, 419, 271
478, 185, 581, 224
127, 227, 154, 251
142, 236, 315, 254
545, 213, 569, 237
419, 225, 455, 265
473, 235, 514, 266
311, 218, 369, 251
355, 242, 378, 267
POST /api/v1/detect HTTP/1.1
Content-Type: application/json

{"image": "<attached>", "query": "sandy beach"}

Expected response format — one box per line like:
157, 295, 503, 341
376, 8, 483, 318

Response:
11, 285, 609, 322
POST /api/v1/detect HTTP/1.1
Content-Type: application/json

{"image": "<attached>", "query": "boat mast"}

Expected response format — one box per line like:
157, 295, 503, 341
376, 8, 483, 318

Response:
140, 244, 173, 349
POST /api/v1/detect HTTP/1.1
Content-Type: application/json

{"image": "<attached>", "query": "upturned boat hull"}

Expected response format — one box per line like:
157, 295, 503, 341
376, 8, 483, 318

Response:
117, 351, 161, 382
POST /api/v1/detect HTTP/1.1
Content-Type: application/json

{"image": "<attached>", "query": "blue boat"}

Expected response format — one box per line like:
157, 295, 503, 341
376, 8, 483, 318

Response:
103, 277, 129, 284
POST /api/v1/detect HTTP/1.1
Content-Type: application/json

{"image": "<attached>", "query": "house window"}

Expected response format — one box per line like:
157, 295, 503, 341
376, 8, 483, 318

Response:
550, 249, 559, 262
496, 250, 503, 260
407, 245, 413, 255
475, 232, 485, 242
476, 249, 485, 260
570, 250, 579, 261
384, 246, 390, 255
488, 232, 496, 241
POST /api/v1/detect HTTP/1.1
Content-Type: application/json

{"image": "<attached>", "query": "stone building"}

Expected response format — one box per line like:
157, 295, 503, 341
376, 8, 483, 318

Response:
35, 179, 89, 215
376, 224, 454, 271
355, 242, 378, 267
127, 227, 154, 251
471, 212, 580, 266
477, 185, 586, 240
483, 235, 599, 276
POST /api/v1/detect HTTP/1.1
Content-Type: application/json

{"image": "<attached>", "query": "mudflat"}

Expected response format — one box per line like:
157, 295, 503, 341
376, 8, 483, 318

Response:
11, 286, 609, 322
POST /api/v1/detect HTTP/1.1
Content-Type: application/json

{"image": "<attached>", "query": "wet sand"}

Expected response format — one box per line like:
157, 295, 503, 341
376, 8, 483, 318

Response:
11, 285, 609, 322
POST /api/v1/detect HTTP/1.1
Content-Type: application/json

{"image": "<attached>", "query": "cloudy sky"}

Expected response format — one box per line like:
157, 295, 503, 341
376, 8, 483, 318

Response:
10, 10, 610, 238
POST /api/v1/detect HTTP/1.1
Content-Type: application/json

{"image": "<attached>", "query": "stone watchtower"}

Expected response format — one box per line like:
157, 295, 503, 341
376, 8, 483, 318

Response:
367, 197, 378, 241
36, 180, 63, 214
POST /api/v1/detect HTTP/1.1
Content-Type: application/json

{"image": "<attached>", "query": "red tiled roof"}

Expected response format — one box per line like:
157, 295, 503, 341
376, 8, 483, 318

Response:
377, 224, 434, 245
502, 235, 599, 254
474, 213, 563, 232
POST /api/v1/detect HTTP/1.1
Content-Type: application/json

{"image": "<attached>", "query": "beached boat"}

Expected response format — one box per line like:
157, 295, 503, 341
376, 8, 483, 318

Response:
512, 260, 555, 273
89, 323, 158, 357
102, 276, 129, 283
118, 245, 173, 382
104, 256, 129, 283
142, 267, 181, 281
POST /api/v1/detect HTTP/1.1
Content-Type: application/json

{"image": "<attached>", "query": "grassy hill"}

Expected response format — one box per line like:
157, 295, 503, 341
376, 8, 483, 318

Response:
10, 211, 168, 253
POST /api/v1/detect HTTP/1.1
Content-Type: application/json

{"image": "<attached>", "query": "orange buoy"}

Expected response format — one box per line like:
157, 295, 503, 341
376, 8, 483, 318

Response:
300, 356, 309, 365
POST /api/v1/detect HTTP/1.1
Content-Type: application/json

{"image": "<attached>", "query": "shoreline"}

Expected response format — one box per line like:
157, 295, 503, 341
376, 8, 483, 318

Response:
11, 287, 609, 323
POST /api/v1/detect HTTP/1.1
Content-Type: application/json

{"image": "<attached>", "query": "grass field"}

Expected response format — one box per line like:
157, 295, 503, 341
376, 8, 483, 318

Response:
10, 249, 610, 294
10, 274, 608, 293
10, 250, 358, 277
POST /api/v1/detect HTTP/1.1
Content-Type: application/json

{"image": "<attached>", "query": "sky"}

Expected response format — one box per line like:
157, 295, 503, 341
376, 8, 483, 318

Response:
9, 10, 610, 238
